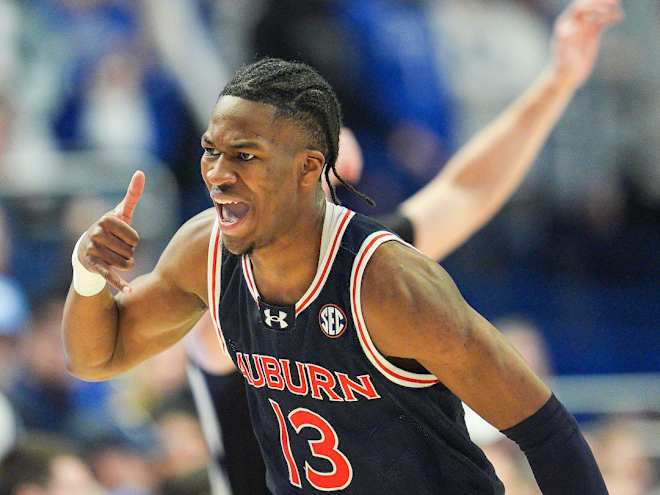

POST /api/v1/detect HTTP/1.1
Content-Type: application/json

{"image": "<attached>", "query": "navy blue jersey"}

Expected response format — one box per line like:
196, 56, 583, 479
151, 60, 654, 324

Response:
207, 202, 503, 494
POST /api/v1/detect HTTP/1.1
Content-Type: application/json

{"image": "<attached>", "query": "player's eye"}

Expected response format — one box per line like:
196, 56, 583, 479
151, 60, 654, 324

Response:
203, 147, 220, 157
238, 152, 255, 162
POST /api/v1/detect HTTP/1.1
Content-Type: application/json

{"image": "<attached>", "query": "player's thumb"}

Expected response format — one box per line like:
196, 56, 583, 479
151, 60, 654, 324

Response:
115, 170, 146, 224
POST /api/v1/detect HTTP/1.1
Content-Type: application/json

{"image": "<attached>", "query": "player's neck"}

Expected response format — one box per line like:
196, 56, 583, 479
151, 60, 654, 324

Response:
249, 197, 326, 306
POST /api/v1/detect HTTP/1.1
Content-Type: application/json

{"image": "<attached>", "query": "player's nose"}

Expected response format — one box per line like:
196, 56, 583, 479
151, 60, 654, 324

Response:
205, 155, 238, 187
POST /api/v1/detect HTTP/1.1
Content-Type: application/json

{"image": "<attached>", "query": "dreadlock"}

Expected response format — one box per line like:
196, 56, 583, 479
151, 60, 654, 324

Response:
220, 58, 374, 206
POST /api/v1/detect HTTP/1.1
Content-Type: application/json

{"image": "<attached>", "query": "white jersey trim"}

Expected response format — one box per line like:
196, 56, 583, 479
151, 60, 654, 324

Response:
207, 216, 230, 357
350, 231, 439, 388
241, 202, 355, 317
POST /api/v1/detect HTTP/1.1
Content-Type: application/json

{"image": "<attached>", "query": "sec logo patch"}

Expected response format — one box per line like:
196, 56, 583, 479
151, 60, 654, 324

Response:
319, 304, 347, 338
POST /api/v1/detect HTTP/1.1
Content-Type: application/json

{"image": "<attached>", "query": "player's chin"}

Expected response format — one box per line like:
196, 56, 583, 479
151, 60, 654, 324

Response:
221, 235, 254, 256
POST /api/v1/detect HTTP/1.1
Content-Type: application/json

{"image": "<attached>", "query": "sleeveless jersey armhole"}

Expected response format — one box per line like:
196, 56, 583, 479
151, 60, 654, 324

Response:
350, 231, 440, 389
207, 217, 230, 357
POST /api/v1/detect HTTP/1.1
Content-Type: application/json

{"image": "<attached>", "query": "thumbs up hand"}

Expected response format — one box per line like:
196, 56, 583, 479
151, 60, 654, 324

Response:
114, 170, 146, 225
77, 171, 146, 292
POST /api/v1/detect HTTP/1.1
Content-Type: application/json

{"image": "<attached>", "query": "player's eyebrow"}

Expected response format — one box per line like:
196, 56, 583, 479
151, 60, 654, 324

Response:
229, 140, 263, 150
201, 135, 264, 149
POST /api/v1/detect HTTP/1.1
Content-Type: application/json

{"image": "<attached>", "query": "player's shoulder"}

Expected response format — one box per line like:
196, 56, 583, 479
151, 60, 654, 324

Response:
361, 239, 469, 356
367, 239, 434, 279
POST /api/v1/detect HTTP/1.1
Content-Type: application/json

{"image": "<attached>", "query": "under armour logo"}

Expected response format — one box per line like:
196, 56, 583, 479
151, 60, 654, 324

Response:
263, 309, 289, 329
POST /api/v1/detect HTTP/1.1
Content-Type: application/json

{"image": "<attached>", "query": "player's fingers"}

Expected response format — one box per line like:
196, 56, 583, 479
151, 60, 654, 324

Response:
336, 127, 363, 184
89, 228, 136, 259
88, 244, 135, 272
89, 258, 132, 293
115, 170, 146, 224
98, 215, 140, 247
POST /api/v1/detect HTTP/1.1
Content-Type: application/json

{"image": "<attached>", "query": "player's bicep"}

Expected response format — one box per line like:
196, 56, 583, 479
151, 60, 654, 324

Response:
361, 242, 470, 361
117, 269, 206, 343
363, 243, 550, 429
109, 269, 206, 374
107, 209, 213, 375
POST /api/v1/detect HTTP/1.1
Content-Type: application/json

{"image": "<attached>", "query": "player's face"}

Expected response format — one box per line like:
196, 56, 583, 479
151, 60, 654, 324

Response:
201, 96, 312, 255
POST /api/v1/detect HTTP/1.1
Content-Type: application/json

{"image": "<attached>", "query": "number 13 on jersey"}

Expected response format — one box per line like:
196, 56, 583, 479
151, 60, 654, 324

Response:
269, 399, 354, 491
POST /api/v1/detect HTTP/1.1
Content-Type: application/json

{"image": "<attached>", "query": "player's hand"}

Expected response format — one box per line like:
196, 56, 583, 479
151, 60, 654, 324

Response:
322, 127, 364, 200
77, 171, 146, 292
335, 127, 363, 185
551, 0, 624, 89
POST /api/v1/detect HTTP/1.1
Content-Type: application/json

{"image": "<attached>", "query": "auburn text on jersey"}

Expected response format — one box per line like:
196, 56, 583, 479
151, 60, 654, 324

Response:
235, 351, 381, 402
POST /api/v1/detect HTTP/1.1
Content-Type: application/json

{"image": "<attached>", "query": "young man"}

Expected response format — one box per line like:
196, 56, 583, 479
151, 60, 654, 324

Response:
184, 0, 623, 493
62, 3, 621, 494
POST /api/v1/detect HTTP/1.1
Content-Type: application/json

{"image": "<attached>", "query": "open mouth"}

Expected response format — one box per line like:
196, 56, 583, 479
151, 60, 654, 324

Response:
217, 201, 250, 227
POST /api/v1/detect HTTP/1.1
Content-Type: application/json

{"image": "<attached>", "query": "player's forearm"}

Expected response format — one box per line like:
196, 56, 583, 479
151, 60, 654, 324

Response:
62, 286, 122, 381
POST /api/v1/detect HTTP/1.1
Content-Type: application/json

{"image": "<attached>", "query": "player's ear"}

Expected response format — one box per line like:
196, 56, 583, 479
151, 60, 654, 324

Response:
300, 150, 325, 187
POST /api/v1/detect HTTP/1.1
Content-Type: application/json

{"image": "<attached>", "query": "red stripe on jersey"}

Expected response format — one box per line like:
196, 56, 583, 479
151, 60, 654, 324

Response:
296, 209, 353, 316
242, 254, 259, 302
351, 232, 439, 386
209, 225, 227, 354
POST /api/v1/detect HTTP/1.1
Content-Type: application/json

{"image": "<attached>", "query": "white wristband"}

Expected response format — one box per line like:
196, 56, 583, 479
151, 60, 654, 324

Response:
71, 234, 107, 297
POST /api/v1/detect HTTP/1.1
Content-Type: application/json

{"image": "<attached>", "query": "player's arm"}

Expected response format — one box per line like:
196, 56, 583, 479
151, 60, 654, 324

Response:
62, 173, 212, 381
362, 242, 607, 493
400, 0, 623, 260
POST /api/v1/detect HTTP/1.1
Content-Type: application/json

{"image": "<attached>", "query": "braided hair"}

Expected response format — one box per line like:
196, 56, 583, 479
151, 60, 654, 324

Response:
220, 58, 373, 206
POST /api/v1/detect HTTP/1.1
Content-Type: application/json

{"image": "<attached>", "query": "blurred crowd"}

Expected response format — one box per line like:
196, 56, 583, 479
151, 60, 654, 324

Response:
0, 0, 658, 493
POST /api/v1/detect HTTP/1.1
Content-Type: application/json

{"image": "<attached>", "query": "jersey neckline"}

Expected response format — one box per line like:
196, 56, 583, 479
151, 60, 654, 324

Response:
241, 202, 355, 317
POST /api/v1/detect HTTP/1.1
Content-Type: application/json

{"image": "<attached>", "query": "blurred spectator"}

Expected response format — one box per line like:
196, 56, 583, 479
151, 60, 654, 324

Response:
0, 207, 30, 389
480, 440, 539, 495
253, 0, 457, 213
590, 417, 656, 495
428, 0, 548, 140
7, 296, 114, 442
38, 0, 193, 168
0, 1, 18, 92
142, 0, 231, 128
339, 0, 457, 185
0, 392, 17, 464
79, 51, 155, 156
155, 410, 210, 495
115, 344, 190, 418
8, 297, 75, 434
87, 438, 159, 495
0, 432, 104, 495
498, 316, 553, 379
102, 344, 212, 494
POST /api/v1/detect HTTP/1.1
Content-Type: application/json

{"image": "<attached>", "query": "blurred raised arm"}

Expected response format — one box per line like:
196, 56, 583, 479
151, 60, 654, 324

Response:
401, 0, 623, 260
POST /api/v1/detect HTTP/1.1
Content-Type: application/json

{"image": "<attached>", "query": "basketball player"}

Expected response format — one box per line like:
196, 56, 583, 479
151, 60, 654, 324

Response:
62, 4, 621, 495
182, 0, 624, 493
